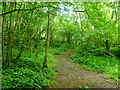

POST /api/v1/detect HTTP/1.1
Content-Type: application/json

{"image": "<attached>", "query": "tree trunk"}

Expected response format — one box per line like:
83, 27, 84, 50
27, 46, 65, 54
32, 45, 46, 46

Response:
67, 32, 71, 44
106, 40, 110, 51
43, 7, 51, 68
7, 3, 13, 66
50, 29, 54, 47
2, 2, 6, 64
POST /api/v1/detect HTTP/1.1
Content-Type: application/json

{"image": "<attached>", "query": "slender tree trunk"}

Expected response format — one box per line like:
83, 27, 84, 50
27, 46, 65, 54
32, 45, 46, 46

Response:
67, 32, 71, 44
106, 40, 110, 51
2, 2, 6, 64
43, 7, 51, 68
50, 29, 54, 47
7, 3, 13, 66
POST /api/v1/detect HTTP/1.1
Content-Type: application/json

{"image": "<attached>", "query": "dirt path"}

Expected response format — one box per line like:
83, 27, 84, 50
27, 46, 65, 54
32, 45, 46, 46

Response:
50, 49, 117, 88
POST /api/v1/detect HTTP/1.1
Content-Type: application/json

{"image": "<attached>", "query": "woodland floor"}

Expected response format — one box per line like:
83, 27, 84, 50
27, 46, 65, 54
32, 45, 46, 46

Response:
50, 49, 117, 88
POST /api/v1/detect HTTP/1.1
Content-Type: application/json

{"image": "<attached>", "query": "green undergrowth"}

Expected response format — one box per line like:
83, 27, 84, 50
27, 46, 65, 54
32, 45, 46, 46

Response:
50, 44, 75, 55
50, 47, 66, 55
71, 47, 118, 84
2, 49, 58, 88
79, 85, 89, 89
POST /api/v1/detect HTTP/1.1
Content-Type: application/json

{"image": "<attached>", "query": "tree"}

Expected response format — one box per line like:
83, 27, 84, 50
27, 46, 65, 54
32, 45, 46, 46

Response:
43, 6, 51, 68
2, 2, 6, 64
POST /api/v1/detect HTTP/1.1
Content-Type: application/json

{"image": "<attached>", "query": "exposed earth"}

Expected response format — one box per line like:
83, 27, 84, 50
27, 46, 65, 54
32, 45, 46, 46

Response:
50, 49, 118, 88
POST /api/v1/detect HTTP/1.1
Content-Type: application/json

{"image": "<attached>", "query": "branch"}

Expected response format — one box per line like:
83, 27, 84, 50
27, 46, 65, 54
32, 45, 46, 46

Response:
0, 6, 45, 16
0, 5, 86, 16
72, 10, 85, 12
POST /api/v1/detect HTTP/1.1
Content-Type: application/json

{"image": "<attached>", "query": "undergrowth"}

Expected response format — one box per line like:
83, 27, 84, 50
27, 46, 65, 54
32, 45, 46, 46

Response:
71, 47, 118, 84
50, 44, 75, 55
2, 48, 57, 88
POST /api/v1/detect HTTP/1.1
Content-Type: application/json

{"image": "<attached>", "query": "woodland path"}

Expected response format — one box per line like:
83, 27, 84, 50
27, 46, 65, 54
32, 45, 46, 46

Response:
50, 49, 117, 88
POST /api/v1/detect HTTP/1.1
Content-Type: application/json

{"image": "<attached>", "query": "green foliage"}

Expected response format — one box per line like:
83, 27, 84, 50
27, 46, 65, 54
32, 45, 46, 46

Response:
2, 2, 118, 88
79, 86, 82, 88
42, 68, 58, 78
50, 45, 69, 55
50, 44, 75, 55
50, 47, 66, 55
2, 50, 57, 88
63, 44, 76, 49
79, 85, 89, 89
2, 68, 49, 88
71, 48, 118, 82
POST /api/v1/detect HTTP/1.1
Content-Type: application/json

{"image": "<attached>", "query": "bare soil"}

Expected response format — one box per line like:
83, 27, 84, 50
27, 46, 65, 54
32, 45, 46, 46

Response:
50, 49, 118, 88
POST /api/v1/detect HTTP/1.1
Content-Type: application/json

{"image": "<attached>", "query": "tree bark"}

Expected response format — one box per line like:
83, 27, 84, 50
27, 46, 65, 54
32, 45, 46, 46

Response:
6, 3, 13, 66
2, 2, 6, 64
67, 32, 71, 44
43, 7, 51, 68
106, 40, 110, 51
50, 28, 54, 47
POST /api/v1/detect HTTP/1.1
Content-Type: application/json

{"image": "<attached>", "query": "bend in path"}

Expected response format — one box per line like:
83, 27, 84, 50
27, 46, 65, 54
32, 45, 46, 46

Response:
50, 49, 117, 88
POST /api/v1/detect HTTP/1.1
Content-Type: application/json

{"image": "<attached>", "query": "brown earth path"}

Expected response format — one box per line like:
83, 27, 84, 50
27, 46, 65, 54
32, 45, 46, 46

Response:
50, 49, 118, 88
